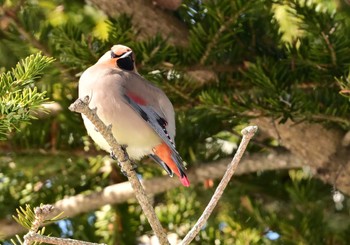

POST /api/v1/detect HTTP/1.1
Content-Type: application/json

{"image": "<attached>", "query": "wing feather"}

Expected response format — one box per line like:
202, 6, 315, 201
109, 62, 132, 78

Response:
122, 93, 187, 176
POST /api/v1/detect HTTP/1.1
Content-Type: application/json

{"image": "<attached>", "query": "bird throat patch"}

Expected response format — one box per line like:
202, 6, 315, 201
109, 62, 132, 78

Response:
117, 56, 134, 71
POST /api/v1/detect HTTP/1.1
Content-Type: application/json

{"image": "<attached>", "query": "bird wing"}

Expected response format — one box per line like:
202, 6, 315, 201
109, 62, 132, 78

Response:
122, 91, 187, 177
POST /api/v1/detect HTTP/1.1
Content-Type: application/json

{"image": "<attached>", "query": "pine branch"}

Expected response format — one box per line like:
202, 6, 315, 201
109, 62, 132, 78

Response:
4, 10, 51, 58
1, 2, 73, 77
337, 73, 350, 98
0, 53, 54, 140
199, 2, 249, 65
68, 96, 170, 245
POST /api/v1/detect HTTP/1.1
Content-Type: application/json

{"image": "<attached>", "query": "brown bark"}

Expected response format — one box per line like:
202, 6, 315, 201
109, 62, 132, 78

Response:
87, 0, 189, 46
253, 118, 350, 195
152, 0, 182, 10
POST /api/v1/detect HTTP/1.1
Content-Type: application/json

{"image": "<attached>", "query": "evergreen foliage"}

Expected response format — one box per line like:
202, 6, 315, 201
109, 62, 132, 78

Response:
0, 0, 349, 244
0, 53, 54, 139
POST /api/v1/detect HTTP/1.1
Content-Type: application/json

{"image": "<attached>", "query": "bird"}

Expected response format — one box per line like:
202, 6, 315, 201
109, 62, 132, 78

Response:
78, 44, 190, 187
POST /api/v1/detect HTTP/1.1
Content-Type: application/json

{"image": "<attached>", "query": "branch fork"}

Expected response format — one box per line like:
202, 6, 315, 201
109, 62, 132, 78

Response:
69, 96, 170, 244
21, 96, 257, 245
69, 96, 257, 245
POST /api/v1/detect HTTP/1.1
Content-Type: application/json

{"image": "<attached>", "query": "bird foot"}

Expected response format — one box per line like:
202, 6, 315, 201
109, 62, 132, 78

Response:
110, 151, 118, 160
110, 145, 128, 160
117, 161, 138, 177
110, 147, 137, 177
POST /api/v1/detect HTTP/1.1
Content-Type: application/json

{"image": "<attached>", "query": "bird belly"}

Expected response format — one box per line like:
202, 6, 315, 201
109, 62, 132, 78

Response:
112, 108, 162, 159
79, 69, 163, 160
82, 116, 111, 152
82, 103, 161, 160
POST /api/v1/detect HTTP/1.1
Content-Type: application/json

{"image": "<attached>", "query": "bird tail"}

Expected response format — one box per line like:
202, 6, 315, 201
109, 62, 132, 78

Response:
152, 142, 190, 187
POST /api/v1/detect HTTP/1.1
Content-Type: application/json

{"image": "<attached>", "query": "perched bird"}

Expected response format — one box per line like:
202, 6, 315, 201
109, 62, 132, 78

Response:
78, 44, 190, 187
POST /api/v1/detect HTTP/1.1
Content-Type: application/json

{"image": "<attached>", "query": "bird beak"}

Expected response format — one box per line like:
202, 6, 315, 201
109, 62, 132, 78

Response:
120, 51, 133, 59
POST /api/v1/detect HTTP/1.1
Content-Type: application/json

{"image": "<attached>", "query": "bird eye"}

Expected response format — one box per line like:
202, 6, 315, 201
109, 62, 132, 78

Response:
111, 51, 118, 58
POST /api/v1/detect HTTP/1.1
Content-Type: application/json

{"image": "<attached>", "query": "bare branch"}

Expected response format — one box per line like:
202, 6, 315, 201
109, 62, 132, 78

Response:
68, 97, 170, 245
22, 205, 105, 245
24, 233, 104, 245
181, 126, 258, 245
31, 205, 53, 232
0, 151, 303, 239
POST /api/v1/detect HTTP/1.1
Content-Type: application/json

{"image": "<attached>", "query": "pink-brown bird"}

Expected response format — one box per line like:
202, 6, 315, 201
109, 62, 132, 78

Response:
78, 44, 190, 187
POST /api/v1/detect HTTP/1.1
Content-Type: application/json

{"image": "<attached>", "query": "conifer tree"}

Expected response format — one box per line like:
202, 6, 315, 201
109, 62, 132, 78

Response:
1, 0, 349, 244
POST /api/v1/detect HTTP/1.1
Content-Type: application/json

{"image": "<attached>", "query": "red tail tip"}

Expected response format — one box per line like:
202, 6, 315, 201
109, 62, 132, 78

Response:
180, 176, 190, 187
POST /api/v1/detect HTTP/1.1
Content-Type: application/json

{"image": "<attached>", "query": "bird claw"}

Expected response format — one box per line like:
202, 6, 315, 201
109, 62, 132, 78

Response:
117, 161, 138, 177
107, 124, 113, 131
110, 151, 117, 160
110, 147, 137, 177
119, 165, 128, 177
110, 145, 128, 160
110, 151, 127, 176
130, 161, 138, 171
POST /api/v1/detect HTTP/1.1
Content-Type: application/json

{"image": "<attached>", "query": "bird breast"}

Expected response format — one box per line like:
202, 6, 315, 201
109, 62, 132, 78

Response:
79, 66, 162, 159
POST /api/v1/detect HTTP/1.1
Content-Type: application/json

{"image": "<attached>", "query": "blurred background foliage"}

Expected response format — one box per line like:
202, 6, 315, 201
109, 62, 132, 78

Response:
0, 0, 350, 244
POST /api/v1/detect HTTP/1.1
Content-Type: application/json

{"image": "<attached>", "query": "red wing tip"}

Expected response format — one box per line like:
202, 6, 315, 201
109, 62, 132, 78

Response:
180, 176, 190, 187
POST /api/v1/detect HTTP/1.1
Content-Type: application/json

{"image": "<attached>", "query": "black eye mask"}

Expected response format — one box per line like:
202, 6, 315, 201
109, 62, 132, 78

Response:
111, 51, 134, 71
117, 56, 134, 71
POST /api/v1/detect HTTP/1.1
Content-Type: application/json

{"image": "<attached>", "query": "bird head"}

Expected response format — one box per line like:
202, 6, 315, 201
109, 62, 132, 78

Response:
97, 44, 135, 71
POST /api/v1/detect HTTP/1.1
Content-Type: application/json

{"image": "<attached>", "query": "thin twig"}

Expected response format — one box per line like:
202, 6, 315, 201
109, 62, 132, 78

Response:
24, 233, 104, 245
0, 152, 303, 239
31, 205, 53, 232
68, 96, 170, 245
321, 31, 336, 66
22, 205, 105, 245
180, 125, 258, 245
199, 4, 249, 65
